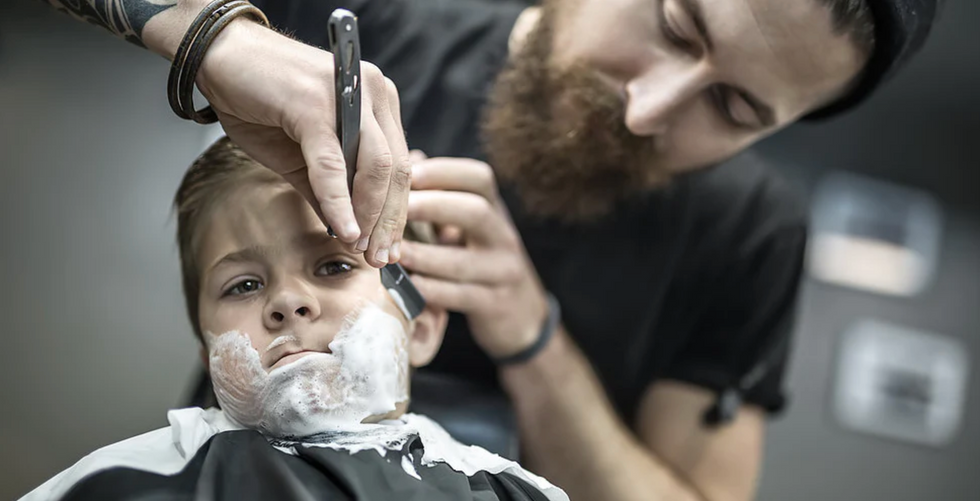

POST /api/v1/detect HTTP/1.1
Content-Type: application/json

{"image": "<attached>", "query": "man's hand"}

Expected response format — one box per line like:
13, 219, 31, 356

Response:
400, 156, 548, 359
42, 0, 409, 267
196, 19, 411, 268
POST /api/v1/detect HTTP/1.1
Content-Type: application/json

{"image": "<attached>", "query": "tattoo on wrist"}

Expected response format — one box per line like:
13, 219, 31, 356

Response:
43, 0, 178, 48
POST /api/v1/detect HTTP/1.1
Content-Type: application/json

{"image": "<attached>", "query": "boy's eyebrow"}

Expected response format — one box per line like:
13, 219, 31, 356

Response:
208, 245, 274, 272
208, 231, 345, 272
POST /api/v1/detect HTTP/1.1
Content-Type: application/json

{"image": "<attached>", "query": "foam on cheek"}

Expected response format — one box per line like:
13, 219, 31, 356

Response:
205, 303, 410, 438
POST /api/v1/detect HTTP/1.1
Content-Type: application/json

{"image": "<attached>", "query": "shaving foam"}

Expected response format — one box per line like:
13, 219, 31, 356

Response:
386, 288, 413, 320
206, 303, 410, 438
265, 335, 299, 352
290, 413, 564, 497
401, 454, 421, 480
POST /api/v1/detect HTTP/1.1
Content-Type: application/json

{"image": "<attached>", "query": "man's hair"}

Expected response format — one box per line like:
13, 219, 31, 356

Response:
820, 0, 876, 56
174, 137, 431, 341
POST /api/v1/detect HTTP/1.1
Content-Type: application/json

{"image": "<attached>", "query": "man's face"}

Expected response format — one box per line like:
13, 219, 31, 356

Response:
484, 0, 868, 220
195, 181, 419, 436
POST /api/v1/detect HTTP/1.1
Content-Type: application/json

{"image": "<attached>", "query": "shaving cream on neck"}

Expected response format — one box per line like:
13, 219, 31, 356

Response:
205, 303, 410, 438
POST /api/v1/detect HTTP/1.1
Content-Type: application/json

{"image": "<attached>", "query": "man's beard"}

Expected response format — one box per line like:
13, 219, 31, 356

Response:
481, 5, 667, 222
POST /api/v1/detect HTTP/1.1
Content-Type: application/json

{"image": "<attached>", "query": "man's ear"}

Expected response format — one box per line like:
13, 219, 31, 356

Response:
407, 304, 448, 368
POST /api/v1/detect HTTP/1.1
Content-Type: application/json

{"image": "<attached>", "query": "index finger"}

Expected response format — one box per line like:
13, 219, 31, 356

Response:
411, 158, 499, 203
298, 122, 361, 242
407, 190, 513, 246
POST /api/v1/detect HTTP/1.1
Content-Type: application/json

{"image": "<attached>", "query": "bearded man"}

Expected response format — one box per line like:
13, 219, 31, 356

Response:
252, 0, 940, 499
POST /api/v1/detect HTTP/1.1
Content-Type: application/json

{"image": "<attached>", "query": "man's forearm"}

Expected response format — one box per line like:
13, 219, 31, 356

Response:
500, 328, 705, 501
41, 0, 210, 59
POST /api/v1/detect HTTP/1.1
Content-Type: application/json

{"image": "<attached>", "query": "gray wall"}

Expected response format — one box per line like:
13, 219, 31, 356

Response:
1, 0, 977, 500
0, 2, 209, 497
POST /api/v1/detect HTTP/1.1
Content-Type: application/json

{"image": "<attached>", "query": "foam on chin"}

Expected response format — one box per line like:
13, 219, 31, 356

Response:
205, 303, 410, 438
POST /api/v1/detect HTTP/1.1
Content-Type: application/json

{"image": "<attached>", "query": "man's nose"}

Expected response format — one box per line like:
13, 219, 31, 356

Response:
264, 283, 321, 330
624, 61, 711, 137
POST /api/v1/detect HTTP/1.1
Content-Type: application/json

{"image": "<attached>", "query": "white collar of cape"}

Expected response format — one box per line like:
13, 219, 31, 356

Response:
20, 407, 567, 501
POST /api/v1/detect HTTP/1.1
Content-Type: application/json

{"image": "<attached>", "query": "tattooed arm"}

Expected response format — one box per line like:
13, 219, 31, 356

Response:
38, 0, 414, 268
42, 0, 178, 48
41, 0, 229, 60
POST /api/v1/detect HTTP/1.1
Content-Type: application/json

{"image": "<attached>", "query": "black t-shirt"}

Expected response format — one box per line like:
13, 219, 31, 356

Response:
255, 0, 807, 424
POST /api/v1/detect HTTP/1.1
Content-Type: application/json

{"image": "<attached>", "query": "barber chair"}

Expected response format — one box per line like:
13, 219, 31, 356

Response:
185, 367, 521, 461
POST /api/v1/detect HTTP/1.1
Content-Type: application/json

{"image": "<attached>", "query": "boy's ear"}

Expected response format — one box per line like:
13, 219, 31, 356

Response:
407, 304, 448, 368
199, 345, 210, 374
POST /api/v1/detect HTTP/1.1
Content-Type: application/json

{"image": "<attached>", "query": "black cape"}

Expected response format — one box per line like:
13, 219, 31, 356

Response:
62, 430, 553, 501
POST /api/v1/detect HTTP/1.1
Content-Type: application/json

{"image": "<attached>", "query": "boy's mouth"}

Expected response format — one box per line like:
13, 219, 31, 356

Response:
265, 335, 334, 370
271, 350, 321, 370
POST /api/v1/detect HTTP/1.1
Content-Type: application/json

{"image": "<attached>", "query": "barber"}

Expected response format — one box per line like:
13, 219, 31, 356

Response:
265, 2, 937, 501
45, 0, 941, 500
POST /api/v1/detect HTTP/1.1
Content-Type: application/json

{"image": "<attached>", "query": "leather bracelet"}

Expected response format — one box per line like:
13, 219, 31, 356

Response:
493, 292, 562, 367
167, 0, 270, 124
176, 0, 252, 122
168, 0, 234, 120
181, 1, 268, 123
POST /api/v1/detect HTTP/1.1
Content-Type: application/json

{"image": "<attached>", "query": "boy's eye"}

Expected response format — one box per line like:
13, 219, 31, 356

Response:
315, 261, 354, 277
225, 279, 264, 297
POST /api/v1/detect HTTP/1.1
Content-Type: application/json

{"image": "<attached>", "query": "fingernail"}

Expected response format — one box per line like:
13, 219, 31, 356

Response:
390, 241, 401, 261
355, 237, 370, 252
344, 222, 360, 241
375, 248, 390, 264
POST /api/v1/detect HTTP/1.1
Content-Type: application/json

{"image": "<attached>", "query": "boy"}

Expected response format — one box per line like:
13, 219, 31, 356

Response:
21, 137, 567, 501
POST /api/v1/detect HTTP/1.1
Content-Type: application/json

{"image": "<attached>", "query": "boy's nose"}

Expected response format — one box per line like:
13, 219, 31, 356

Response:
264, 287, 321, 330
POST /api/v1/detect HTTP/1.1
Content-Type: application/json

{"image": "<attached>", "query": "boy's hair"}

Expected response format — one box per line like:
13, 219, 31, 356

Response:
174, 137, 432, 341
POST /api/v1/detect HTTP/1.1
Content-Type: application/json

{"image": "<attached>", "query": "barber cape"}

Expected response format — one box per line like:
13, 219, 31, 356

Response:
21, 407, 567, 501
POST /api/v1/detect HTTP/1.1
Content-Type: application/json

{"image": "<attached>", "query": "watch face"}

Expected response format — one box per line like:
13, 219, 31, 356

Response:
833, 319, 970, 447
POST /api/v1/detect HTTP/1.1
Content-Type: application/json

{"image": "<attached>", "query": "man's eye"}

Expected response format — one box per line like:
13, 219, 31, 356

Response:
712, 87, 743, 128
225, 279, 264, 297
315, 261, 354, 277
711, 86, 761, 130
661, 3, 695, 52
711, 87, 735, 124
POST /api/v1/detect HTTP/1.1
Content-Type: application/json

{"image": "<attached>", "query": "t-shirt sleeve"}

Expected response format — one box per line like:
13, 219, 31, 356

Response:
251, 0, 392, 55
653, 154, 809, 416
251, 0, 364, 41
662, 226, 806, 414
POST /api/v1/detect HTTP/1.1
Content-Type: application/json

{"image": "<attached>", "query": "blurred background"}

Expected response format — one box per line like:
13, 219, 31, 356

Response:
0, 0, 977, 499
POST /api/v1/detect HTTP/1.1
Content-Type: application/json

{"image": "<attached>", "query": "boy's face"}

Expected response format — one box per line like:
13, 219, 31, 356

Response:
194, 180, 444, 436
